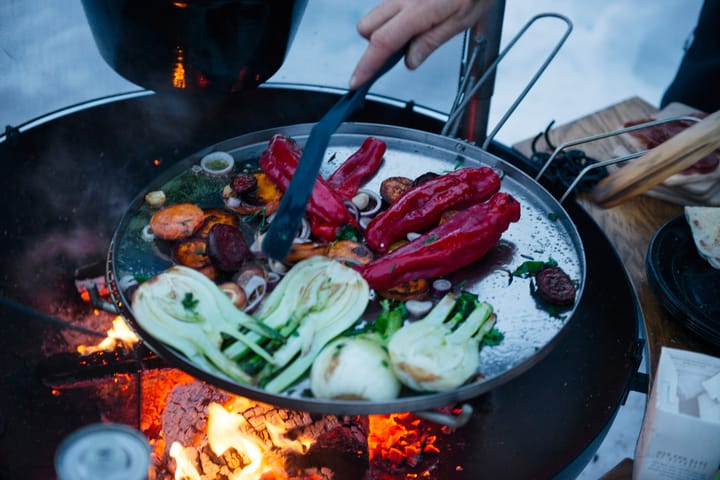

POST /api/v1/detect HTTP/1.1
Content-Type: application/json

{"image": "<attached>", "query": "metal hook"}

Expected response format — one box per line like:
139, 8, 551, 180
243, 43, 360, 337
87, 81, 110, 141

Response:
534, 115, 703, 203
413, 403, 474, 428
443, 13, 573, 151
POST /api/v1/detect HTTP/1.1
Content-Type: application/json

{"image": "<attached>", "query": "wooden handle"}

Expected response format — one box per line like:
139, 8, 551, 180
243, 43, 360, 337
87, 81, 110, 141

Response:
591, 109, 720, 208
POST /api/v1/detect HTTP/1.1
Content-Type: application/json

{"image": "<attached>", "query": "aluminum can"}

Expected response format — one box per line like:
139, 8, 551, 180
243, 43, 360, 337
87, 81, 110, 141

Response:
54, 423, 150, 480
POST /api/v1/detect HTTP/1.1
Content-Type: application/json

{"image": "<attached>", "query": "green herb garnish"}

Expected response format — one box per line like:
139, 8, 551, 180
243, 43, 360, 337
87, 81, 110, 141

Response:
335, 224, 361, 242
182, 292, 199, 312
512, 258, 558, 278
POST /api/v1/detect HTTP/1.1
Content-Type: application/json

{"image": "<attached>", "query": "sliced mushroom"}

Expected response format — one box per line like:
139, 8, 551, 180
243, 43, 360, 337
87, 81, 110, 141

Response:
218, 282, 248, 309
233, 263, 270, 312
233, 262, 269, 284
379, 176, 413, 204
239, 274, 268, 312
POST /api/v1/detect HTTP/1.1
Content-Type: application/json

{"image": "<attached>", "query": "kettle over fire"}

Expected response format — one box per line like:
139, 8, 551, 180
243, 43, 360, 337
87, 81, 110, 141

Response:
81, 0, 308, 95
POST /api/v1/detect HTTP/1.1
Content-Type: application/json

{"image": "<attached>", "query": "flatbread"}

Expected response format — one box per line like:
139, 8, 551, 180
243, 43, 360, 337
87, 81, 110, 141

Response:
685, 206, 720, 269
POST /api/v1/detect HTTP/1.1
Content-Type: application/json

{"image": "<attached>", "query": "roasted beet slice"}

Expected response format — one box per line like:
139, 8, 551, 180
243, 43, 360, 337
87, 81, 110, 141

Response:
207, 224, 250, 271
231, 173, 258, 194
535, 265, 576, 306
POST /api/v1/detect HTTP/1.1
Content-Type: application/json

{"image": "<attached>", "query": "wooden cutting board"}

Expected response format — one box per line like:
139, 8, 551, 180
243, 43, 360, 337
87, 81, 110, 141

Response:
512, 96, 719, 384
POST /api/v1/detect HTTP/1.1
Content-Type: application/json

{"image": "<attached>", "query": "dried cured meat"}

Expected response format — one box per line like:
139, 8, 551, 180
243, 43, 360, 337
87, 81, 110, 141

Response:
625, 113, 720, 175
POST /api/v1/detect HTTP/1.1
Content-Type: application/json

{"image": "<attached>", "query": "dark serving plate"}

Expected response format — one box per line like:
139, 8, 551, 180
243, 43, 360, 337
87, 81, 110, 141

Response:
647, 214, 720, 345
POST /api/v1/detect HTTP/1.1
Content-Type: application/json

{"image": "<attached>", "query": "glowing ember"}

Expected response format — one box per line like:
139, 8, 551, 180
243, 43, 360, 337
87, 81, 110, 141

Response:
76, 315, 139, 355
368, 413, 443, 469
173, 46, 187, 89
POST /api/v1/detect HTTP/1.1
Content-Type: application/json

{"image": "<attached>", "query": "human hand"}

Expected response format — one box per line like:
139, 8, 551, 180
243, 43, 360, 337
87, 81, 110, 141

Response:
349, 0, 493, 89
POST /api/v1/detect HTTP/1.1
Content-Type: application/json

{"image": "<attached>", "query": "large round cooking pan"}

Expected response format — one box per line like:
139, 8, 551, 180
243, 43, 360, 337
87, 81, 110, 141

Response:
108, 122, 586, 416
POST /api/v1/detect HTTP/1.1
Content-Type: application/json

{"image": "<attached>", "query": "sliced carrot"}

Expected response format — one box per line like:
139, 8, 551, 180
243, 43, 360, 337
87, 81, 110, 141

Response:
149, 203, 204, 240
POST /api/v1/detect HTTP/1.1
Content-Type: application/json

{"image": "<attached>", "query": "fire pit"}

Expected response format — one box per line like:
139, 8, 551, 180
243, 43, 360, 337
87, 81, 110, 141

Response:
0, 85, 642, 479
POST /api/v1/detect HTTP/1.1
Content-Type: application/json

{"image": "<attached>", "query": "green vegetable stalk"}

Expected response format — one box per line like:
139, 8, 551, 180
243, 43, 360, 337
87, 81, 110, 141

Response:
387, 291, 496, 392
131, 265, 280, 384
132, 257, 370, 393
253, 256, 370, 393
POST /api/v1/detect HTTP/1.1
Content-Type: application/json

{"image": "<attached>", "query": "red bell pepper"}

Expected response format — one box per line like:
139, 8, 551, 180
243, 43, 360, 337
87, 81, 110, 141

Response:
358, 192, 521, 291
326, 137, 386, 199
259, 135, 357, 241
364, 166, 501, 253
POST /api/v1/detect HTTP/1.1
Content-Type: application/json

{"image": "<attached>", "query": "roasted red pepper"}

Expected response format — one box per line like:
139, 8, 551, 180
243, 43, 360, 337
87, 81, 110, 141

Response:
259, 135, 357, 241
358, 192, 521, 291
327, 137, 386, 199
364, 166, 501, 253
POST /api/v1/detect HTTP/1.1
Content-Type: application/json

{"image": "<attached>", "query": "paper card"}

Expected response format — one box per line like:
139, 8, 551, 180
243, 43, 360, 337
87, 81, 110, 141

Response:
634, 347, 720, 480
703, 371, 720, 401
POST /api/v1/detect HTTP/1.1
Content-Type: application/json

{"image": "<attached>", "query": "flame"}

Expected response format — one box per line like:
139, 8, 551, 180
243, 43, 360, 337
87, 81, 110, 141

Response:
77, 315, 139, 355
168, 400, 314, 480
265, 422, 313, 455
207, 403, 269, 479
170, 442, 202, 480
141, 374, 444, 479
173, 46, 187, 89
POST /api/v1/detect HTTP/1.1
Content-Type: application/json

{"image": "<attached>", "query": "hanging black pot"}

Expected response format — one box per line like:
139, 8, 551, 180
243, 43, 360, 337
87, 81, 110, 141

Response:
80, 0, 308, 94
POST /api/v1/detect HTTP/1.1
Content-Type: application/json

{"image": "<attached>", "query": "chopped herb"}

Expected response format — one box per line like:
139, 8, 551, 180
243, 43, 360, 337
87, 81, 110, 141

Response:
423, 235, 438, 245
547, 212, 559, 222
244, 208, 268, 229
332, 342, 346, 358
182, 292, 199, 312
204, 159, 229, 171
335, 224, 361, 242
482, 327, 504, 346
374, 299, 407, 338
512, 258, 558, 278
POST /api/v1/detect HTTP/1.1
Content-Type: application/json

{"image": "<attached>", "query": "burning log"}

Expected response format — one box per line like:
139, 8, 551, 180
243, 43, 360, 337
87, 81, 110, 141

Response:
37, 344, 163, 386
151, 381, 369, 480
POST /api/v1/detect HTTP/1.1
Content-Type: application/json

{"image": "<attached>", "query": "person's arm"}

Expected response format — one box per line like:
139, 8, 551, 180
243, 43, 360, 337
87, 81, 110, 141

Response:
349, 0, 493, 89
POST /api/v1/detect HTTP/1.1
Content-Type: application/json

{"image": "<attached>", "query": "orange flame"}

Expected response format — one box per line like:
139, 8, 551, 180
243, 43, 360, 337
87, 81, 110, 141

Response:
77, 315, 139, 355
167, 398, 317, 480
173, 46, 187, 89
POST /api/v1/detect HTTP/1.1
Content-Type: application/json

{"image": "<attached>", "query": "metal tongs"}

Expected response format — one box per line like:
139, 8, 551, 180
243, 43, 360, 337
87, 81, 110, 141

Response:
261, 49, 405, 260
534, 112, 720, 205
591, 110, 720, 207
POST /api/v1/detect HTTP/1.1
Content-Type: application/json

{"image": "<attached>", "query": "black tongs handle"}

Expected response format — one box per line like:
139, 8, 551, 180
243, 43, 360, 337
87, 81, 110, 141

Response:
262, 49, 405, 260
